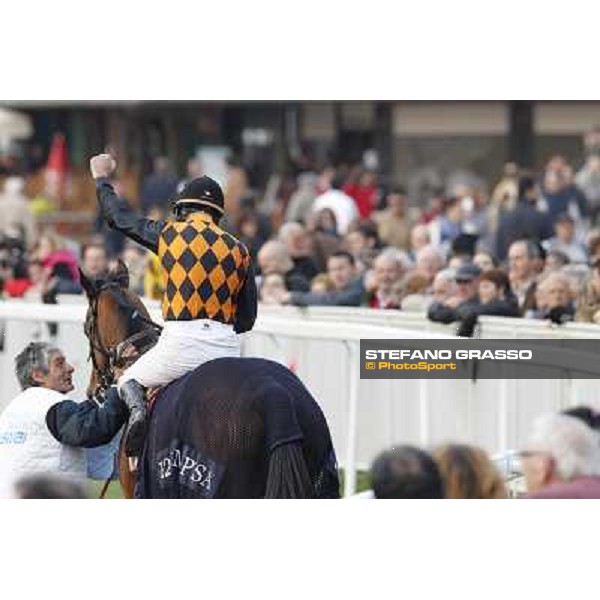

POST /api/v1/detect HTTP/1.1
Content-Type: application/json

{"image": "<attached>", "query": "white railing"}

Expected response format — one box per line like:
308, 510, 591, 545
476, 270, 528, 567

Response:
1, 299, 599, 497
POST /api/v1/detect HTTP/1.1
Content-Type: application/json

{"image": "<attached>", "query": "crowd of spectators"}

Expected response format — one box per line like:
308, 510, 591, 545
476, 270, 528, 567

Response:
366, 405, 600, 499
3, 128, 600, 336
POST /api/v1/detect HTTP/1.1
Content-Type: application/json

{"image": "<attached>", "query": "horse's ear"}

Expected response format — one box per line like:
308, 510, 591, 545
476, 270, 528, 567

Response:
79, 268, 95, 298
112, 259, 130, 289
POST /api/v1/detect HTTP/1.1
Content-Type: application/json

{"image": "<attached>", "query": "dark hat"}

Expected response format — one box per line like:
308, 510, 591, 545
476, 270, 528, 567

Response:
173, 176, 225, 215
455, 262, 482, 282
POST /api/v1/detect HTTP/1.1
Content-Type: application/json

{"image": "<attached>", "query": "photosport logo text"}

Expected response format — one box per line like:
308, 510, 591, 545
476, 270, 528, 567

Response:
359, 340, 600, 380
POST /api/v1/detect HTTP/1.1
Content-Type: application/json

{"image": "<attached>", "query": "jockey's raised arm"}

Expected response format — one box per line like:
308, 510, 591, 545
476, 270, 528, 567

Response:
91, 154, 166, 254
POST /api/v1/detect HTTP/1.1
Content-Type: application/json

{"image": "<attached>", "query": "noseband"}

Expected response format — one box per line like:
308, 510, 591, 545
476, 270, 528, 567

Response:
84, 281, 162, 397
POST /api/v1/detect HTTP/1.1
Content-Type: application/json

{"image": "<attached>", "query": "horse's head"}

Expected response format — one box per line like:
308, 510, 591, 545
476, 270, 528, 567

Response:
81, 260, 160, 400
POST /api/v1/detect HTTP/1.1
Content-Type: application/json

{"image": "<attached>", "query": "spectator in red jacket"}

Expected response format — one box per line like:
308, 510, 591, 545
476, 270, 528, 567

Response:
343, 170, 379, 220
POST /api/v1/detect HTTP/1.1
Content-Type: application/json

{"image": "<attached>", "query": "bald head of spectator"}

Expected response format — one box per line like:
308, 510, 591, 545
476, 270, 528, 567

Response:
258, 240, 294, 276
415, 245, 443, 284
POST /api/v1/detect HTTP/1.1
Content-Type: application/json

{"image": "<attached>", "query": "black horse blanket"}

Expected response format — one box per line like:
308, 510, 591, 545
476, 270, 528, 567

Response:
135, 357, 340, 498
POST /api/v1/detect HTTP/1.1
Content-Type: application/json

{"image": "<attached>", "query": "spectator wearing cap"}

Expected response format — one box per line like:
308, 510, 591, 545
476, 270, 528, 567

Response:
456, 268, 520, 337
575, 257, 600, 323
427, 262, 481, 325
519, 413, 600, 499
370, 446, 445, 499
542, 213, 588, 264
495, 176, 553, 262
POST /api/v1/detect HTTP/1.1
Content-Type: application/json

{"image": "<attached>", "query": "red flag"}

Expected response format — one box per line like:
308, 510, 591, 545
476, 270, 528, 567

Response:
45, 132, 69, 200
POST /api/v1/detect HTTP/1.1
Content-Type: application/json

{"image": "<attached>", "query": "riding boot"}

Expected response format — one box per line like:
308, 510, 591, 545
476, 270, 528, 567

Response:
120, 379, 148, 457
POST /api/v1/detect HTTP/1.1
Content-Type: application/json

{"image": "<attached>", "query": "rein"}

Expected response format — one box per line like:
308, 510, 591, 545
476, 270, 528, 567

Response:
84, 282, 162, 397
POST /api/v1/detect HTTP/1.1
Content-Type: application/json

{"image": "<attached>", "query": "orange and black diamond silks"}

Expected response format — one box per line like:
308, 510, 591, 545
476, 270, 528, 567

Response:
158, 214, 251, 323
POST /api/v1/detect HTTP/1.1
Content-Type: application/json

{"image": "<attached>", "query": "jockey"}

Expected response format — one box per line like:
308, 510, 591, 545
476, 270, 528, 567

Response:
90, 154, 257, 458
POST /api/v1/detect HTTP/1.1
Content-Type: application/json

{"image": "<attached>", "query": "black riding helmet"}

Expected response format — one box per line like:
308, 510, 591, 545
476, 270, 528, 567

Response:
171, 176, 225, 221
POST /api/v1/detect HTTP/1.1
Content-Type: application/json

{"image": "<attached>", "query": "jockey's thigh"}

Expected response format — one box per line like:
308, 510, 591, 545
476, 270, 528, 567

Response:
117, 319, 240, 390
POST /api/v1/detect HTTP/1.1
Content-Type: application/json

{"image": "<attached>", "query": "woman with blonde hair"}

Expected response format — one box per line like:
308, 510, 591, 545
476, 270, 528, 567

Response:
432, 444, 506, 499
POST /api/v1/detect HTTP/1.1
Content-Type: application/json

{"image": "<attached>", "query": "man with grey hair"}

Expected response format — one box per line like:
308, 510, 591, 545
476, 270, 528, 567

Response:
367, 248, 408, 309
0, 342, 128, 498
519, 413, 600, 499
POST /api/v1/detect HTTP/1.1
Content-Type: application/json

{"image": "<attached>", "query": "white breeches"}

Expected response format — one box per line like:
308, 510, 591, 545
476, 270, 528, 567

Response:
117, 319, 241, 390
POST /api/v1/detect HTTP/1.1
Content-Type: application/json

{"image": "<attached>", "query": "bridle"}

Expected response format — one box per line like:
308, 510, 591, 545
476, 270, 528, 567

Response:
84, 281, 162, 399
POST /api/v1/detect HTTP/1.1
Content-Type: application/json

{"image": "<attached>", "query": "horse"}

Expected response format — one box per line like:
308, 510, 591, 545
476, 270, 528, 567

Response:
80, 262, 340, 499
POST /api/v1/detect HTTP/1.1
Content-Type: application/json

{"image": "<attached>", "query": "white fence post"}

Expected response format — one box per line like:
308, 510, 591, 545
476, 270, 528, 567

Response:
343, 340, 359, 498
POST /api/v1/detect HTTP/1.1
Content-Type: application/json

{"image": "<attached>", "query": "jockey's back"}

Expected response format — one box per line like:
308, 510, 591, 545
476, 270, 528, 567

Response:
158, 213, 251, 324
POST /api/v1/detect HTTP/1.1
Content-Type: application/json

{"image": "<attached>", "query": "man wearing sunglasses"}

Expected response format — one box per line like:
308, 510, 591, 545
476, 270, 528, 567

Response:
427, 262, 481, 326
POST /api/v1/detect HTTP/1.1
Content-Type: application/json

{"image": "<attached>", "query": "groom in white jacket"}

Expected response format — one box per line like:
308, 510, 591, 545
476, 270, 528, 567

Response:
0, 342, 128, 498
